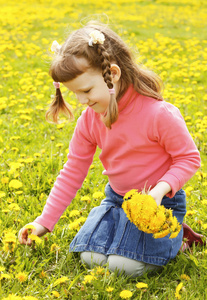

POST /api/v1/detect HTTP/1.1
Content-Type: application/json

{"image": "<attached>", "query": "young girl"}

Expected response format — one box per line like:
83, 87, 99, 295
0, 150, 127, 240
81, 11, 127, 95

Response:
19, 22, 202, 277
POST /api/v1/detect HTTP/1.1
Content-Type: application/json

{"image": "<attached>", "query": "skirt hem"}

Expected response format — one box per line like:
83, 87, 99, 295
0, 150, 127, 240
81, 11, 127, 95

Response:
69, 244, 171, 266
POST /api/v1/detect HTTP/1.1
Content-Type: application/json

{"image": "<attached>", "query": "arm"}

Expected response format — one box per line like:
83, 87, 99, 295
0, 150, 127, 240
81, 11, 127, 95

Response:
18, 110, 97, 246
34, 113, 97, 231
153, 103, 201, 198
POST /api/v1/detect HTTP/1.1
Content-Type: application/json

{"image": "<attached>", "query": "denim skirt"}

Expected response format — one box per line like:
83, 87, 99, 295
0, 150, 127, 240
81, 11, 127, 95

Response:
69, 183, 186, 266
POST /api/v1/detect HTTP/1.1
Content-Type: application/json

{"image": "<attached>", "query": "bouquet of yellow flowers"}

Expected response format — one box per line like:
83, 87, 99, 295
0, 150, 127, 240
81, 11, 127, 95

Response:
122, 190, 181, 239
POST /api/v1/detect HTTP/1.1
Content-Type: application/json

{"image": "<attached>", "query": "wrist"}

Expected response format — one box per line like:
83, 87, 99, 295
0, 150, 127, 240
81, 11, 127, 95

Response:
148, 182, 172, 206
153, 182, 171, 196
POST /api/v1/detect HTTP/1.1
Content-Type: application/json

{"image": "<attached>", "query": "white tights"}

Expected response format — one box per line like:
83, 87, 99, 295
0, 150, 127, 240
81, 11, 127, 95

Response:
80, 251, 161, 278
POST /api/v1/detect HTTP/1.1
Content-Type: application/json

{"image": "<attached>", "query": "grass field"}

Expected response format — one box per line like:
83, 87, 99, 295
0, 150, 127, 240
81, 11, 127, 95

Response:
0, 0, 207, 299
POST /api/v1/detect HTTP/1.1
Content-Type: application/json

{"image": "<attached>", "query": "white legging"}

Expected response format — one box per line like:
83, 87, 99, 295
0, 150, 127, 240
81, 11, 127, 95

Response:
80, 251, 161, 278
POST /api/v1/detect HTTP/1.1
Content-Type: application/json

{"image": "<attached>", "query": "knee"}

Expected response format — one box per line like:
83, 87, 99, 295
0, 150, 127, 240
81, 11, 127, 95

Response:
108, 255, 156, 278
80, 252, 108, 268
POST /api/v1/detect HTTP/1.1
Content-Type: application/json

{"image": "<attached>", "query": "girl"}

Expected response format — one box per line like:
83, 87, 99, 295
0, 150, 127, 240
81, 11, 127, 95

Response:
19, 22, 203, 277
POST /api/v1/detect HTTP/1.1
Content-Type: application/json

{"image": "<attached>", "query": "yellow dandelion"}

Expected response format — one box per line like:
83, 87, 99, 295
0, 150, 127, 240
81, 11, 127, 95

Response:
181, 274, 190, 281
34, 153, 41, 157
122, 191, 181, 239
11, 147, 19, 152
76, 217, 87, 224
24, 224, 36, 230
56, 123, 65, 129
202, 223, 207, 230
55, 143, 64, 148
3, 231, 16, 252
3, 242, 16, 252
50, 243, 60, 252
150, 214, 166, 232
184, 186, 193, 197
169, 231, 179, 239
92, 191, 104, 199
2, 294, 22, 300
9, 179, 23, 189
81, 195, 91, 202
119, 290, 133, 299
69, 221, 80, 230
69, 210, 80, 218
28, 234, 42, 244
153, 228, 171, 239
51, 291, 60, 298
94, 266, 105, 275
54, 276, 69, 286
156, 209, 166, 225
201, 199, 207, 205
136, 282, 148, 289
0, 273, 12, 280
82, 274, 97, 284
106, 287, 114, 292
8, 203, 20, 211
9, 162, 24, 171
39, 270, 47, 278
0, 266, 5, 272
165, 208, 173, 220
123, 189, 138, 199
16, 191, 23, 195
186, 210, 196, 216
23, 158, 34, 164
10, 136, 21, 140
15, 272, 28, 282
175, 282, 183, 299
142, 195, 158, 212
0, 191, 6, 198
1, 177, 9, 184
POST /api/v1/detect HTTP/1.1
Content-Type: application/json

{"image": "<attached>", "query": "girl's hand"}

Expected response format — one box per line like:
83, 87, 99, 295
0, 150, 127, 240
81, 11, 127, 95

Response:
18, 222, 49, 246
148, 181, 172, 206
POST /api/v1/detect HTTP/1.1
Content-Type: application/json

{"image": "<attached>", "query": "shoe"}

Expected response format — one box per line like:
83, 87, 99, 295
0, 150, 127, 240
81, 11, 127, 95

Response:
182, 223, 206, 248
180, 241, 190, 252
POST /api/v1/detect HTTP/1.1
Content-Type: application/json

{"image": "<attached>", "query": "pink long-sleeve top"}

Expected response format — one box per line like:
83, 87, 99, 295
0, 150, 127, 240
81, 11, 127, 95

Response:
35, 85, 201, 231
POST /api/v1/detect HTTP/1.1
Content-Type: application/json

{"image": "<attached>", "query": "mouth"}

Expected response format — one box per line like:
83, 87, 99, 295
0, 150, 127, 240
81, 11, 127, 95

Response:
89, 102, 97, 107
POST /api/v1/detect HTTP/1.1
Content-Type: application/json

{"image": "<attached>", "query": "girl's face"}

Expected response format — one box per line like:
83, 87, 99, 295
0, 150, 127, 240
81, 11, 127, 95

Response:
63, 60, 120, 114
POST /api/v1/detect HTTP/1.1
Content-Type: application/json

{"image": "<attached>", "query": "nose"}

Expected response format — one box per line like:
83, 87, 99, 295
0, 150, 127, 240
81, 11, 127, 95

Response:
76, 94, 89, 105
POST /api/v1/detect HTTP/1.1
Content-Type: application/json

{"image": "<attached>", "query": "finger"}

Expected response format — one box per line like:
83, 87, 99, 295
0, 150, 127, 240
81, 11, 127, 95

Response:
18, 229, 24, 244
25, 238, 32, 246
18, 228, 28, 244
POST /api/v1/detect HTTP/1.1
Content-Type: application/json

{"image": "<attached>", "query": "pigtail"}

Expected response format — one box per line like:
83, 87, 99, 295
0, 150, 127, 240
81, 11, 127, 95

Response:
46, 87, 74, 123
134, 67, 163, 101
96, 43, 118, 129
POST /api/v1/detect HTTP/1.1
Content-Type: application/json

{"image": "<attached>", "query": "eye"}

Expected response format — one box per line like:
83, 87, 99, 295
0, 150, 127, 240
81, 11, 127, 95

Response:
84, 89, 91, 94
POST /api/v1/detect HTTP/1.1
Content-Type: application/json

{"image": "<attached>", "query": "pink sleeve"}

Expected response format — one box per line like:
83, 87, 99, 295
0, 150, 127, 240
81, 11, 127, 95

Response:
35, 111, 97, 231
154, 103, 201, 197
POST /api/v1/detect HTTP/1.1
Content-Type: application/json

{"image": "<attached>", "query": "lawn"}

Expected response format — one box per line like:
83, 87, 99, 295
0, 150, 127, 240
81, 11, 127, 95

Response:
0, 0, 207, 299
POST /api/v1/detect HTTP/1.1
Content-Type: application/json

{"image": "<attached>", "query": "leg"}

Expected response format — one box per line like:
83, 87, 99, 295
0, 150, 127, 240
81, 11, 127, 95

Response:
181, 223, 206, 251
80, 251, 108, 268
108, 255, 161, 278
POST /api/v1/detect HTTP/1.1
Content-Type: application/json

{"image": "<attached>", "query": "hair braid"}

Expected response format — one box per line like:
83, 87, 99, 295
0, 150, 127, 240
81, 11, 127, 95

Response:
46, 88, 73, 123
95, 44, 118, 128
96, 44, 113, 88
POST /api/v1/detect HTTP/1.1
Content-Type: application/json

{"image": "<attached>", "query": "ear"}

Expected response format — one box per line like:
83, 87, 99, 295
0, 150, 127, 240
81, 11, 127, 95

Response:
110, 64, 121, 83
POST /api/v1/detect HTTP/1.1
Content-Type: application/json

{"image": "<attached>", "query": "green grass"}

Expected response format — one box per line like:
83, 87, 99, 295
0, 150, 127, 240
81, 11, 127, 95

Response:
0, 0, 207, 299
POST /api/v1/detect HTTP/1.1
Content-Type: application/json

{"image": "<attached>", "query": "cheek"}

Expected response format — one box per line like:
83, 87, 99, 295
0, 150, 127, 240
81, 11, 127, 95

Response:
92, 90, 109, 102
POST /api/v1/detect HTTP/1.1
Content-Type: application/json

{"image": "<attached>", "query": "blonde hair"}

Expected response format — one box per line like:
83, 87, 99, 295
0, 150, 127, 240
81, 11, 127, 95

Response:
47, 22, 163, 128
